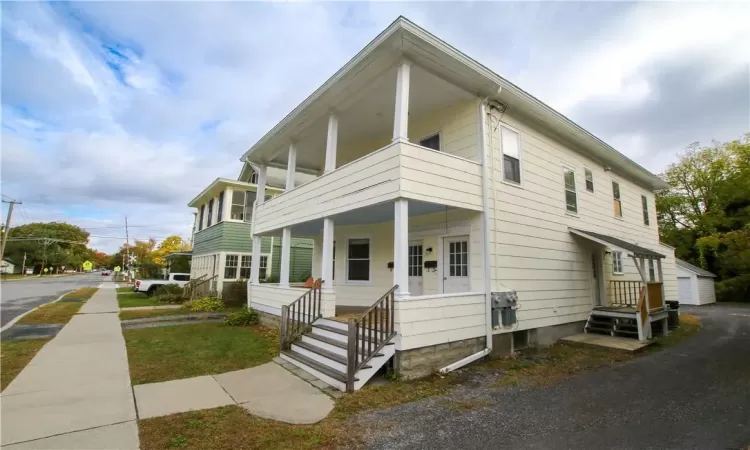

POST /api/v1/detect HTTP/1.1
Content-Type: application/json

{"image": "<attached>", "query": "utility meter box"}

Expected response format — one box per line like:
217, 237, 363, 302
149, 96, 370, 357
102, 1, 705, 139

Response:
491, 290, 518, 327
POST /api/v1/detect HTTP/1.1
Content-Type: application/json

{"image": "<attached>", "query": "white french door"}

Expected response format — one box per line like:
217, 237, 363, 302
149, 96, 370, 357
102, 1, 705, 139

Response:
408, 241, 423, 296
443, 236, 470, 293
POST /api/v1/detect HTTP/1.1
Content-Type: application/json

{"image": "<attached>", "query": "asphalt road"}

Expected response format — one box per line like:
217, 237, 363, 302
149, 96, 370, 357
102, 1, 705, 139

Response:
358, 305, 750, 450
0, 273, 106, 327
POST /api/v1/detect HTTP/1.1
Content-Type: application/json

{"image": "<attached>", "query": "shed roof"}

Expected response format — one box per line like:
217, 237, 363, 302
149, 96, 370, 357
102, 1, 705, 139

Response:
570, 228, 665, 259
676, 258, 716, 278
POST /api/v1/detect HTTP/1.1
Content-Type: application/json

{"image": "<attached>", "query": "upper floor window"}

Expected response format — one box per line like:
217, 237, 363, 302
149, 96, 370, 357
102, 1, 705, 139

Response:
501, 127, 521, 183
612, 181, 622, 218
641, 195, 650, 226
217, 192, 224, 223
584, 168, 594, 192
419, 133, 440, 151
347, 238, 370, 282
612, 251, 623, 274
199, 205, 205, 231
250, 170, 259, 184
563, 167, 578, 213
231, 191, 255, 222
207, 199, 214, 227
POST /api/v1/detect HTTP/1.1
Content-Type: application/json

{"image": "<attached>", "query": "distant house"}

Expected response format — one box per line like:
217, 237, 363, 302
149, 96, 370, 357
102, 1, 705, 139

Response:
188, 164, 314, 294
1, 259, 17, 274
676, 258, 717, 305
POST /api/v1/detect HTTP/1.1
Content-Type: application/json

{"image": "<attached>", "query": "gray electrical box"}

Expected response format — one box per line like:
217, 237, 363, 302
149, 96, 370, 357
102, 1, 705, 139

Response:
491, 290, 518, 327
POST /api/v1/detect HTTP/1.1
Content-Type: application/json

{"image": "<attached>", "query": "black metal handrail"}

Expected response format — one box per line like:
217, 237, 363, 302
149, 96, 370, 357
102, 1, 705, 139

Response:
346, 285, 397, 392
280, 280, 323, 351
610, 280, 643, 307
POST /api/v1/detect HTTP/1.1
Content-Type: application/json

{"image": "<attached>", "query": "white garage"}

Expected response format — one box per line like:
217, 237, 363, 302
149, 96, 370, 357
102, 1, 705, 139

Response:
676, 258, 717, 305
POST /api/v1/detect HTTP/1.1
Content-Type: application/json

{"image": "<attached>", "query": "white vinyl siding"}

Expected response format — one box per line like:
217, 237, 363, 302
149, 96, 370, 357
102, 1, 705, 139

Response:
395, 293, 485, 350
697, 277, 716, 304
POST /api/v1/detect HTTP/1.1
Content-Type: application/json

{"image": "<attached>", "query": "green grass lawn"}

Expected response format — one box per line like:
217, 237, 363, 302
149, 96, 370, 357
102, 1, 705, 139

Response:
123, 323, 279, 385
1, 338, 52, 391
119, 306, 242, 321
117, 287, 162, 308
18, 288, 98, 325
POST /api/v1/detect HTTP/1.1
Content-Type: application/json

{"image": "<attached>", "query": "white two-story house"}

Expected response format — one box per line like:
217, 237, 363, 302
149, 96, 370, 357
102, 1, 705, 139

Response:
242, 17, 678, 392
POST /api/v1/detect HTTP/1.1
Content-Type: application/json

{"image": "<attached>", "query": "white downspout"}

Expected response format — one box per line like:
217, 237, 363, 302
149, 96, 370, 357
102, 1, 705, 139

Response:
440, 94, 497, 374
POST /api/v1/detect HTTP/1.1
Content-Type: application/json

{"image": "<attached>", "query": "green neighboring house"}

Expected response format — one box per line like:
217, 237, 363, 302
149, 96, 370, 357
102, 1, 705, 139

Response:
188, 164, 314, 293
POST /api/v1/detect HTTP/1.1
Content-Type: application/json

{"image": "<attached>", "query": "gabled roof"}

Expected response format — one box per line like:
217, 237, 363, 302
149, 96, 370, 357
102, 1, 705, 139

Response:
240, 16, 669, 191
676, 258, 716, 278
570, 228, 665, 259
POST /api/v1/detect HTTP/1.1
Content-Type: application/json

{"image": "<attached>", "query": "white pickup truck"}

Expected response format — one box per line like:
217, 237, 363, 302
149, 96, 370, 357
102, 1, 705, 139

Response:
134, 273, 191, 296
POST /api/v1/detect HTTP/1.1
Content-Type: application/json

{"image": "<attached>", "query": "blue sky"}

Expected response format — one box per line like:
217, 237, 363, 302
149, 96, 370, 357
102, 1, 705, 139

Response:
2, 2, 748, 252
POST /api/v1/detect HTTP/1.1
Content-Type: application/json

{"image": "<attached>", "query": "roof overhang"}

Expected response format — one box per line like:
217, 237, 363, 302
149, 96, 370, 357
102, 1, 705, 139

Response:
187, 178, 283, 208
240, 16, 669, 191
570, 228, 665, 259
165, 251, 192, 260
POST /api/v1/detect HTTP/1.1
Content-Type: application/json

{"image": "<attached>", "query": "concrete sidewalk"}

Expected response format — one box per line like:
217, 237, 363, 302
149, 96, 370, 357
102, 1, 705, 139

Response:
1, 283, 139, 449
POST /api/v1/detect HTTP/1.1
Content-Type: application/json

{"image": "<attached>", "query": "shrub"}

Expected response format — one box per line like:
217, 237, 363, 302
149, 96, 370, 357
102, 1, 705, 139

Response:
154, 284, 183, 296
262, 275, 280, 284
223, 307, 259, 326
183, 296, 225, 312
154, 293, 186, 304
222, 280, 247, 307
715, 274, 750, 303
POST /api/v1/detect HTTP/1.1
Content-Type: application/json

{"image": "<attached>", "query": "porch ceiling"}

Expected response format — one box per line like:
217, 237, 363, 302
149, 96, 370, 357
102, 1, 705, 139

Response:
267, 64, 475, 172
259, 200, 461, 237
570, 228, 665, 259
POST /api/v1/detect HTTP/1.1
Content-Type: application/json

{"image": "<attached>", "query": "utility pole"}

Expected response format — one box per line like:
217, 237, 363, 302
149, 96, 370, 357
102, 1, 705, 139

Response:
125, 216, 131, 282
21, 252, 27, 276
0, 199, 21, 262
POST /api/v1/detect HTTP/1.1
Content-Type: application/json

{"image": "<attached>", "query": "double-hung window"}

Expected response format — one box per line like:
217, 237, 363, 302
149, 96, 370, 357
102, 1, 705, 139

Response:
501, 127, 521, 183
224, 254, 238, 279
419, 133, 440, 151
346, 238, 370, 282
217, 192, 224, 223
199, 205, 205, 231
231, 191, 255, 222
240, 255, 251, 279
642, 195, 650, 226
207, 199, 214, 227
648, 259, 655, 281
563, 167, 578, 213
612, 181, 622, 218
612, 251, 623, 274
250, 170, 259, 184
259, 255, 268, 280
584, 168, 594, 192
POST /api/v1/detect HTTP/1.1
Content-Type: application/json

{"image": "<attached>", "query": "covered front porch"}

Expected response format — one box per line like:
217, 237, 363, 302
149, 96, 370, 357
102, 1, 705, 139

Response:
571, 228, 668, 341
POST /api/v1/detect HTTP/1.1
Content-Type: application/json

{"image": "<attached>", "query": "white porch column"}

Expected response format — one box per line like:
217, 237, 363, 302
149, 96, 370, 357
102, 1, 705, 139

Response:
223, 187, 233, 221
393, 199, 410, 298
280, 227, 292, 287
285, 143, 297, 190
321, 218, 334, 288
325, 114, 338, 173
392, 61, 411, 142
257, 165, 267, 205
250, 237, 262, 285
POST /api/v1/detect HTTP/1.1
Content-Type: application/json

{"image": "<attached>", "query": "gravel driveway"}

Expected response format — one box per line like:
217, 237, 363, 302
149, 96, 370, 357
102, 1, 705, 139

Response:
357, 305, 750, 450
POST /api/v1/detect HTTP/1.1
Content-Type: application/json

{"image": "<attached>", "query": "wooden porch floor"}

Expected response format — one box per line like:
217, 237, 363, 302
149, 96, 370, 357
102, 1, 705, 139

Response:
329, 306, 368, 323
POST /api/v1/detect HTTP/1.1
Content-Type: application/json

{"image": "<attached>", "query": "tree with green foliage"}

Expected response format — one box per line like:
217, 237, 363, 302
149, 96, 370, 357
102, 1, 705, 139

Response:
3, 222, 94, 273
657, 134, 750, 302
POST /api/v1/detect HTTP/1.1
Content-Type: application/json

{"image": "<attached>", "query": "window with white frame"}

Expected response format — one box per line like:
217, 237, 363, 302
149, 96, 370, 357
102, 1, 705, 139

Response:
199, 205, 205, 231
642, 195, 650, 226
250, 170, 259, 184
448, 240, 468, 277
563, 167, 578, 213
231, 191, 255, 222
207, 199, 214, 227
612, 251, 623, 274
648, 259, 655, 281
240, 255, 251, 279
501, 127, 521, 183
584, 168, 594, 192
612, 181, 622, 218
419, 133, 440, 151
347, 238, 370, 282
259, 255, 268, 280
224, 254, 238, 279
408, 244, 423, 276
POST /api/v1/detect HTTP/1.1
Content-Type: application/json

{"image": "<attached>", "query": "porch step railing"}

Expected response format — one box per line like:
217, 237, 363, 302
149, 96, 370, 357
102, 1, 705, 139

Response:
182, 274, 207, 299
346, 285, 397, 392
280, 280, 323, 351
190, 275, 218, 299
609, 280, 643, 307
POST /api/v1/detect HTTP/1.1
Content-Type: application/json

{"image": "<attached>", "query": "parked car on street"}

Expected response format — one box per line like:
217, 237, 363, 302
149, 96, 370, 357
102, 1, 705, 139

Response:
134, 273, 191, 296
102, 271, 111, 276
